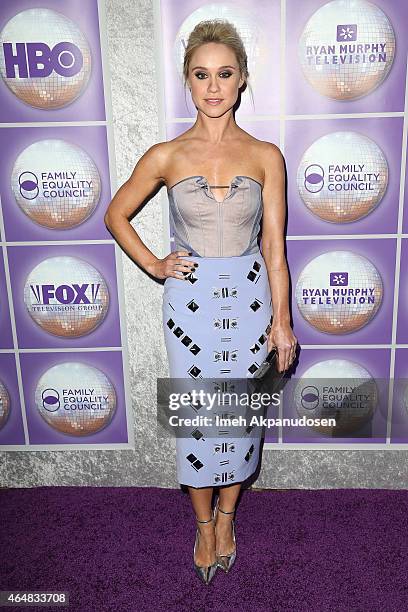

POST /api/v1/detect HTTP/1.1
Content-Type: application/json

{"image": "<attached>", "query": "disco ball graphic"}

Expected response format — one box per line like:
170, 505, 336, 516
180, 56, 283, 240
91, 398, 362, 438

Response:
298, 131, 388, 223
402, 383, 408, 416
298, 0, 395, 100
0, 380, 11, 431
174, 3, 267, 86
294, 359, 377, 435
35, 362, 117, 436
296, 250, 383, 334
0, 8, 92, 109
24, 256, 109, 337
11, 139, 101, 229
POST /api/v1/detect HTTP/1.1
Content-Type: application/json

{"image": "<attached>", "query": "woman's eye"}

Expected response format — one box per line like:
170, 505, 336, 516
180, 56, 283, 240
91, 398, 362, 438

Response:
193, 71, 233, 79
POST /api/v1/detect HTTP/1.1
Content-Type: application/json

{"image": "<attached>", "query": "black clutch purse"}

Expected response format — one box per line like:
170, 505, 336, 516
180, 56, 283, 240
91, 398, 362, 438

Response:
248, 347, 288, 396
252, 347, 281, 379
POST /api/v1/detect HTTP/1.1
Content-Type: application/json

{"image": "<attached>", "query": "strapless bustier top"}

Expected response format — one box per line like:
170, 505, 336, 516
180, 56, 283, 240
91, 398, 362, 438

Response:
167, 175, 263, 257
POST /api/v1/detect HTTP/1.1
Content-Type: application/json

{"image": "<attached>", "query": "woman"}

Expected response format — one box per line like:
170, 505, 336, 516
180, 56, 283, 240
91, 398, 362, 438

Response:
104, 19, 297, 584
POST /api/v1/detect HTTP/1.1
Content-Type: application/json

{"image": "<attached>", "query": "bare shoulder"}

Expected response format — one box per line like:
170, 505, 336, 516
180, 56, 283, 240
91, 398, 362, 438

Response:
256, 141, 285, 182
129, 140, 173, 184
139, 140, 172, 169
256, 140, 284, 165
238, 135, 284, 182
155, 133, 196, 182
146, 137, 188, 168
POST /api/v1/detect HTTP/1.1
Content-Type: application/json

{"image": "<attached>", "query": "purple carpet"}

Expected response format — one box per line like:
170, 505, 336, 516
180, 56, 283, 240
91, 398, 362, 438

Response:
1, 486, 408, 611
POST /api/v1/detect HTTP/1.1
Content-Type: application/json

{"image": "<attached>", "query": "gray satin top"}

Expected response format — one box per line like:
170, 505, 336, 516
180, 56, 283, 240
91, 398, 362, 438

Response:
167, 175, 263, 257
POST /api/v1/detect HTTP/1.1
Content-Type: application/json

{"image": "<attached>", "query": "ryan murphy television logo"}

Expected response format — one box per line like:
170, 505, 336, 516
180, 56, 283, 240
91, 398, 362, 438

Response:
295, 250, 383, 334
298, 0, 395, 100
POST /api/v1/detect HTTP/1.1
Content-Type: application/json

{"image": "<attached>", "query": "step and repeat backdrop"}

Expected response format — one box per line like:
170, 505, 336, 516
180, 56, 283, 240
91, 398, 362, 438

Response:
0, 0, 133, 450
156, 0, 408, 446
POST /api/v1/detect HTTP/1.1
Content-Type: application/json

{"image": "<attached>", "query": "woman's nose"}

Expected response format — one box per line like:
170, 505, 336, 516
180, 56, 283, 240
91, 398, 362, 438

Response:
207, 79, 220, 93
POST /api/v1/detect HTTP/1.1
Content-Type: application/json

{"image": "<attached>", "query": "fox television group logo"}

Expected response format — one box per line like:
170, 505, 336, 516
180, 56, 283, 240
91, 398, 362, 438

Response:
298, 0, 395, 100
0, 8, 91, 108
35, 362, 117, 436
24, 256, 110, 337
295, 250, 383, 334
297, 132, 388, 223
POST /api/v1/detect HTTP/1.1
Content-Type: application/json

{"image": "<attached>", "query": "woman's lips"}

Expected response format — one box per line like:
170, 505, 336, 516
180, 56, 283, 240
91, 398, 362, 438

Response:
205, 99, 223, 105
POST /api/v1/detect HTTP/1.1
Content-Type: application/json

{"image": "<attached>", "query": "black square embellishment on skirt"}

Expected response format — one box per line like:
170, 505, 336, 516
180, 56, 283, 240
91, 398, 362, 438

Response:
245, 444, 255, 462
173, 326, 183, 338
250, 343, 261, 354
248, 362, 260, 374
249, 299, 262, 312
186, 299, 199, 312
186, 453, 204, 471
188, 365, 202, 378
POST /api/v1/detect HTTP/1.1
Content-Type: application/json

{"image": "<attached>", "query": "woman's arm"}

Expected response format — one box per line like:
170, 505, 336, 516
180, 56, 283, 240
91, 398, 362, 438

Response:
104, 143, 195, 280
261, 142, 297, 372
104, 143, 165, 274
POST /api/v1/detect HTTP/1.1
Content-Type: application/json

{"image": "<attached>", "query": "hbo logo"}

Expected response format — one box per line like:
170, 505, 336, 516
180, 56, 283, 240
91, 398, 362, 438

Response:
3, 42, 83, 78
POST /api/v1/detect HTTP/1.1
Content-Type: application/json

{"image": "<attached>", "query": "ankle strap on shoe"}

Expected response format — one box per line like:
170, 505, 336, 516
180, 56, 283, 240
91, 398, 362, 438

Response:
196, 516, 213, 524
218, 507, 235, 515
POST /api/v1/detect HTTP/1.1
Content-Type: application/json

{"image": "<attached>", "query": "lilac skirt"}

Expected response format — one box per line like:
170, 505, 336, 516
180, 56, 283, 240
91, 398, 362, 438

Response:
162, 250, 272, 487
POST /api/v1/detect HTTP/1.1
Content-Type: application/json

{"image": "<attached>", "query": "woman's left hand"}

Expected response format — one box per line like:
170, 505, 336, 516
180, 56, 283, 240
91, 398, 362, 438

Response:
267, 322, 298, 373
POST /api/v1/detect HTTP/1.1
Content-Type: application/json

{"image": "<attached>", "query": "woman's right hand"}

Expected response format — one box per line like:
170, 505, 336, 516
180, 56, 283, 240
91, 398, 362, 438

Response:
148, 250, 197, 280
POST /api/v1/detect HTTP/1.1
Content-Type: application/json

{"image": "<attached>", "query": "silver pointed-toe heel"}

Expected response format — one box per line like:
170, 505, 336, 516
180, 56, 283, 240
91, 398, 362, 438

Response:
214, 498, 237, 573
193, 515, 218, 585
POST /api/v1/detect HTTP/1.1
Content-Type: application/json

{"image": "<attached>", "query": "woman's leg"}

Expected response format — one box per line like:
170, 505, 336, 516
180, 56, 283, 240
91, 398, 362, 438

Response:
188, 486, 216, 566
216, 483, 241, 554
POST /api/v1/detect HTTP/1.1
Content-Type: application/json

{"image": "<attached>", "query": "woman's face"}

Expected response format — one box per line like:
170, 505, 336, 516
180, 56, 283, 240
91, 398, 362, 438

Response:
187, 42, 244, 115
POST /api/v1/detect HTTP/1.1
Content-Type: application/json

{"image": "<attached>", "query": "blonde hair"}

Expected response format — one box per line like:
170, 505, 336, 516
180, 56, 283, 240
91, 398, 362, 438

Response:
182, 19, 254, 107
